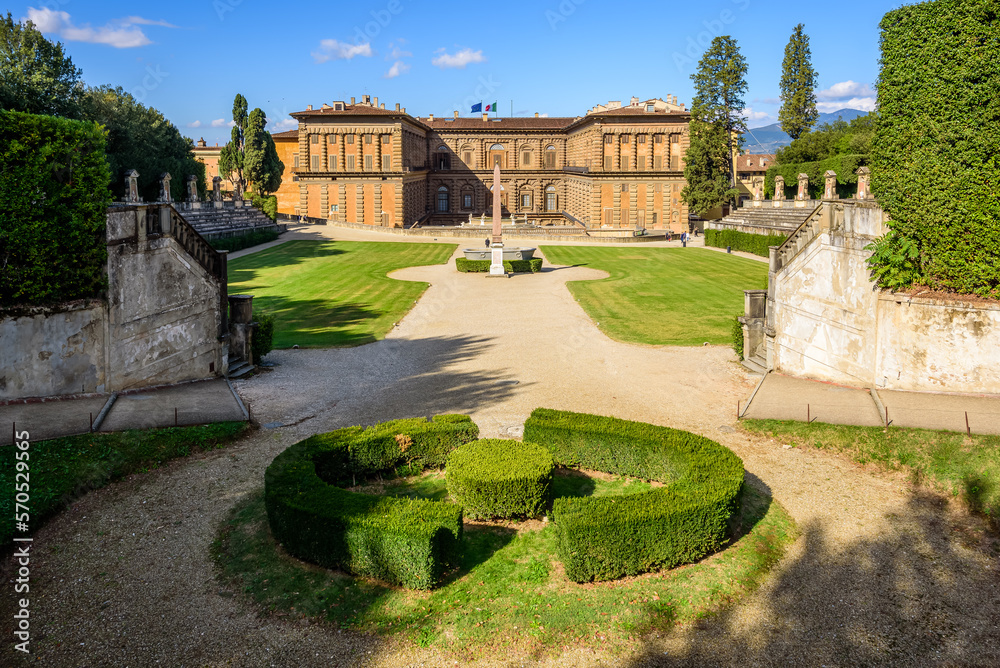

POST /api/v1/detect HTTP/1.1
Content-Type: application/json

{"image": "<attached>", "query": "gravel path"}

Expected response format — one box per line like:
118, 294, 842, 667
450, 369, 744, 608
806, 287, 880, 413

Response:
4, 232, 997, 667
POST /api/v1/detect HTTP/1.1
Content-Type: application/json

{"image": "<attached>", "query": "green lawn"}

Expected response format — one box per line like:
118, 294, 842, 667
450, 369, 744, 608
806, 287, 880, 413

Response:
214, 476, 796, 658
227, 240, 456, 348
540, 246, 768, 346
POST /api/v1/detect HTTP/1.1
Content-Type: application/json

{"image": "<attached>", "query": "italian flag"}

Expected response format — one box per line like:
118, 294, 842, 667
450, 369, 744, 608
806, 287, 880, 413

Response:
485, 102, 497, 112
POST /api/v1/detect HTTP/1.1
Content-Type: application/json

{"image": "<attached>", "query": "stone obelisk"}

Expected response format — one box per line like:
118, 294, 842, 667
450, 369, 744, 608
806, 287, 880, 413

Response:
488, 160, 506, 276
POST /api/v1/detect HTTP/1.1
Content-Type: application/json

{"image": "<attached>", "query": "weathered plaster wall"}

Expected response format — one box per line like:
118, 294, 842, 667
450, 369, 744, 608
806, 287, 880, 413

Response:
0, 302, 106, 399
875, 295, 1000, 393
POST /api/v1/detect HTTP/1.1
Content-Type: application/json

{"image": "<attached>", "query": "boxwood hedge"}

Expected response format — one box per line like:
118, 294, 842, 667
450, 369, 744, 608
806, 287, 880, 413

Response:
264, 415, 478, 589
524, 408, 744, 582
446, 439, 554, 519
704, 228, 788, 258
455, 257, 543, 273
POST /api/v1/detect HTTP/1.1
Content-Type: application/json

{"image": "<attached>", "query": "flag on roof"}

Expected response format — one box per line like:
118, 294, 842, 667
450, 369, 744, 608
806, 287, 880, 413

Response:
485, 102, 497, 112
471, 102, 482, 113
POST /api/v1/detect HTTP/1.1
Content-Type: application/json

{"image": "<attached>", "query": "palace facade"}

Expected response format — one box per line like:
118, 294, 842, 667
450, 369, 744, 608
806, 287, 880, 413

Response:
266, 94, 692, 231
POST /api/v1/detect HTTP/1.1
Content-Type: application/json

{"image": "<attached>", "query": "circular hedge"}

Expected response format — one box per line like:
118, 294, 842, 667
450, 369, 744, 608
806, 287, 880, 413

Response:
264, 415, 479, 590
446, 439, 554, 519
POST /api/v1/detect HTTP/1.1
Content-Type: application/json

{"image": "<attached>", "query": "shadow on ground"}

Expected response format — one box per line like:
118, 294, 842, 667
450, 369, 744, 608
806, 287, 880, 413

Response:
625, 489, 1000, 668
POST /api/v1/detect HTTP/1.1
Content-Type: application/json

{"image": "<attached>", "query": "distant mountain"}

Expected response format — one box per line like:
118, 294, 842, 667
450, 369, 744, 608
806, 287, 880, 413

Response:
742, 109, 870, 155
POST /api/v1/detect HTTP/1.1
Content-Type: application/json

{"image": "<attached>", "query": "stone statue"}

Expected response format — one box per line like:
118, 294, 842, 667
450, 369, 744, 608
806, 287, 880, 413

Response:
212, 176, 222, 202
796, 173, 809, 201
823, 170, 838, 200
125, 169, 140, 203
774, 175, 786, 201
159, 172, 172, 203
186, 175, 198, 202
856, 166, 871, 200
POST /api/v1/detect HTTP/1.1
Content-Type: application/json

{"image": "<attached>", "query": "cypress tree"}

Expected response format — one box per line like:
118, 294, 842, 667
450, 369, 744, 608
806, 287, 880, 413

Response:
681, 35, 748, 215
778, 24, 819, 141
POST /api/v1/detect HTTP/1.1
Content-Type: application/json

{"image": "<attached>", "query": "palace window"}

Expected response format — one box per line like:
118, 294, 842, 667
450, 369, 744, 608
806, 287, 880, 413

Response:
364, 155, 372, 170
671, 135, 679, 144
646, 104, 655, 112
604, 156, 612, 171
638, 135, 646, 144
463, 193, 473, 209
638, 156, 646, 170
346, 135, 354, 144
347, 155, 355, 170
382, 134, 391, 144
544, 145, 556, 169
293, 153, 299, 168
521, 152, 531, 166
311, 135, 318, 144
334, 103, 343, 111
365, 134, 372, 144
329, 157, 338, 171
437, 186, 449, 212
654, 156, 662, 170
545, 185, 557, 211
328, 134, 336, 144
521, 192, 532, 209
654, 134, 663, 144
383, 155, 392, 170
670, 157, 678, 171
311, 155, 319, 169
621, 184, 629, 192
604, 135, 613, 145
622, 134, 630, 144
463, 151, 473, 166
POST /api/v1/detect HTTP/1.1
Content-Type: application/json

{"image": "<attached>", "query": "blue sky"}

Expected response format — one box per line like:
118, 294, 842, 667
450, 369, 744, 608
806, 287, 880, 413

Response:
14, 0, 902, 144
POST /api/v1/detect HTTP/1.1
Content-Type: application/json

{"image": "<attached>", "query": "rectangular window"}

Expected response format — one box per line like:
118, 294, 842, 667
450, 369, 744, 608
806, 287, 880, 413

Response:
544, 152, 555, 169
654, 134, 663, 144
311, 135, 318, 144
604, 208, 612, 226
346, 134, 354, 144
365, 134, 372, 144
331, 204, 339, 212
646, 104, 655, 112
464, 194, 473, 209
364, 155, 372, 170
293, 153, 299, 168
670, 156, 678, 171
329, 157, 338, 171
622, 184, 629, 193
521, 193, 531, 208
652, 212, 658, 226
464, 152, 473, 166
637, 210, 645, 227
604, 135, 613, 145
622, 134, 630, 144
654, 156, 663, 170
671, 135, 679, 144
347, 155, 355, 170
604, 156, 612, 171
311, 155, 319, 169
638, 135, 646, 144
638, 156, 646, 170
383, 155, 391, 170
382, 134, 391, 144
522, 152, 530, 166
654, 183, 662, 193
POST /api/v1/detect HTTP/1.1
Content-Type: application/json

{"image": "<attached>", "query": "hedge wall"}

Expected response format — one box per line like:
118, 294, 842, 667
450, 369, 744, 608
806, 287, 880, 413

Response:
763, 154, 867, 200
0, 110, 112, 306
446, 439, 554, 519
524, 408, 744, 582
456, 257, 543, 273
870, 0, 1000, 298
704, 229, 788, 257
264, 415, 478, 589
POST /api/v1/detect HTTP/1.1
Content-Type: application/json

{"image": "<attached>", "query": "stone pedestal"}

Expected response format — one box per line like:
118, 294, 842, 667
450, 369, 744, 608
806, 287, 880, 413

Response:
228, 295, 255, 363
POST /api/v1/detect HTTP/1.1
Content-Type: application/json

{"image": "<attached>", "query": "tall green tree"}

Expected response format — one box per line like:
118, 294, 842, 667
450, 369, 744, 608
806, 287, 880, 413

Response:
0, 12, 83, 118
778, 24, 819, 141
81, 86, 205, 201
218, 94, 248, 198
244, 108, 284, 196
682, 35, 748, 216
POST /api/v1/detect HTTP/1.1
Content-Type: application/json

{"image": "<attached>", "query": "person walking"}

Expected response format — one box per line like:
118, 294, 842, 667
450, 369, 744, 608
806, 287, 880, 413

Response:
484, 237, 490, 248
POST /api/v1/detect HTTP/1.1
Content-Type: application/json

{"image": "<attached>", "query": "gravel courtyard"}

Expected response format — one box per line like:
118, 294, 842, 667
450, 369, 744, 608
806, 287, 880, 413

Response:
4, 232, 997, 667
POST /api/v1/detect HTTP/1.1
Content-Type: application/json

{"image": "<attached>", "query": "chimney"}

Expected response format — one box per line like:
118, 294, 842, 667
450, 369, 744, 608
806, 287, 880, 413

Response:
454, 110, 459, 119
534, 112, 539, 118
395, 103, 400, 111
373, 96, 378, 108
351, 96, 355, 104
482, 113, 488, 122
401, 107, 405, 114
380, 103, 385, 109
306, 104, 313, 110
428, 114, 434, 121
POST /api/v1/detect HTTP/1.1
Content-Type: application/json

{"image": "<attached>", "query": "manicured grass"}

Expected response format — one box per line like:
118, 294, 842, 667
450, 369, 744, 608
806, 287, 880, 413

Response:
540, 246, 768, 346
743, 420, 1000, 524
227, 240, 456, 348
1, 422, 249, 547
214, 478, 797, 659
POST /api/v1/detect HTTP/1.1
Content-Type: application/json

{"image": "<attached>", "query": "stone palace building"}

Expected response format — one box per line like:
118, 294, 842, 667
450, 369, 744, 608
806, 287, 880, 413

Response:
264, 94, 692, 231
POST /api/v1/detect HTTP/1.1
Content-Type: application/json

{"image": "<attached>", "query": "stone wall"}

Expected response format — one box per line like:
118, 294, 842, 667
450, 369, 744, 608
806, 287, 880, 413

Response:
755, 200, 1000, 394
1, 204, 227, 401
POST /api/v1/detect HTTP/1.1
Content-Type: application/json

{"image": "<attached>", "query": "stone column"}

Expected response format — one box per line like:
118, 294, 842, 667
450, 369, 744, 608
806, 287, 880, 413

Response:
856, 166, 871, 200
773, 175, 785, 208
795, 173, 809, 208
823, 170, 839, 200
125, 169, 140, 203
186, 175, 199, 203
159, 172, 172, 202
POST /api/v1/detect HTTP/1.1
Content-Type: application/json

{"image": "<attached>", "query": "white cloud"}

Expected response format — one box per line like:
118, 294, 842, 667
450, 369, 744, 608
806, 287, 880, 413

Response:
817, 97, 876, 113
312, 39, 373, 63
210, 118, 227, 128
268, 118, 298, 131
388, 41, 412, 60
817, 80, 874, 101
384, 60, 410, 79
538, 113, 549, 118
431, 48, 485, 69
743, 107, 771, 122
24, 8, 172, 48
187, 120, 202, 128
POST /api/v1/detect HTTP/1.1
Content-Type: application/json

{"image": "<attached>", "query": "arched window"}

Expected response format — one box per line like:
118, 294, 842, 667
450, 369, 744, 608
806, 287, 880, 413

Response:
545, 185, 557, 212
437, 145, 448, 151
489, 143, 505, 151
436, 145, 450, 170
437, 186, 449, 212
544, 145, 557, 169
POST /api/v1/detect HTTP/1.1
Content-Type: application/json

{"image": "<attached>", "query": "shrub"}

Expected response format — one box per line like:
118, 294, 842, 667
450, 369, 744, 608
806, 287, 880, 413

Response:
446, 439, 554, 519
732, 315, 744, 361
870, 0, 1000, 297
0, 110, 112, 306
251, 310, 274, 364
249, 192, 278, 221
455, 257, 543, 273
704, 228, 787, 257
209, 227, 279, 252
264, 415, 479, 589
524, 408, 744, 582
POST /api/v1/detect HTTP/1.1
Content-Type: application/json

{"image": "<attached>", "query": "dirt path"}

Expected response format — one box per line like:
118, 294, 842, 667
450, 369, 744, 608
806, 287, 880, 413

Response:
4, 240, 997, 667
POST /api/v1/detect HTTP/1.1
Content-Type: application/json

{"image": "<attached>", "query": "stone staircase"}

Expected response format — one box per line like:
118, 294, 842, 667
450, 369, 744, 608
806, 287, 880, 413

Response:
227, 352, 254, 379
712, 204, 816, 235
177, 203, 278, 241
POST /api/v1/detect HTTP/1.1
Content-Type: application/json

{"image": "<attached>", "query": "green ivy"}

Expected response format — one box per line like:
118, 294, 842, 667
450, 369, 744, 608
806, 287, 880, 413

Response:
732, 315, 745, 361
870, 0, 1000, 297
0, 110, 112, 306
763, 154, 867, 200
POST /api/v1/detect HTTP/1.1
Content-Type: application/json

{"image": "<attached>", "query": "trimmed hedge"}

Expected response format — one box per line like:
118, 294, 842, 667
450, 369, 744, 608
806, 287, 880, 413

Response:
870, 0, 1000, 298
456, 257, 543, 273
704, 228, 787, 257
446, 439, 554, 519
524, 408, 744, 582
0, 110, 112, 306
264, 415, 479, 589
209, 227, 279, 252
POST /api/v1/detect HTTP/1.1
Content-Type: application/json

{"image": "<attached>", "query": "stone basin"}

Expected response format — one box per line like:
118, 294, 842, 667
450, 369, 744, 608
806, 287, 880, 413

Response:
463, 247, 536, 261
